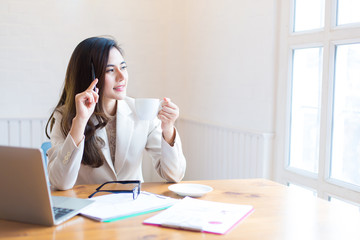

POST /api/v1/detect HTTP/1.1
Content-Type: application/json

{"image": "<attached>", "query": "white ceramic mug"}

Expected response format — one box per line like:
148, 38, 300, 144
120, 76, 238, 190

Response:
135, 98, 162, 120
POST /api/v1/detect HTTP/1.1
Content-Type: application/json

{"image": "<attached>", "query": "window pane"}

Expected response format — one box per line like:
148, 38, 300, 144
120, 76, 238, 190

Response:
337, 0, 360, 26
293, 0, 325, 32
331, 43, 360, 186
289, 48, 323, 173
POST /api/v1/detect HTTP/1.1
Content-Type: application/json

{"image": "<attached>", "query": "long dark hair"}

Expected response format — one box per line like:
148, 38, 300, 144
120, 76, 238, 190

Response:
46, 36, 124, 167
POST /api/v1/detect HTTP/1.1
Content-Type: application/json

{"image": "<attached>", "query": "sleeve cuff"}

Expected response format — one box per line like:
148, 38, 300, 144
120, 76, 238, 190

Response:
69, 134, 85, 148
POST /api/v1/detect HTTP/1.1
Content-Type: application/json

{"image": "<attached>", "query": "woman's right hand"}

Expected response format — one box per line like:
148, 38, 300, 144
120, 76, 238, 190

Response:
74, 79, 99, 122
70, 79, 99, 146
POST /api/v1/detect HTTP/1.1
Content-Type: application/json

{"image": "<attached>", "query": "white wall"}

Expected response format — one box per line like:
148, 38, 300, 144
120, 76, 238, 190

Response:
162, 0, 277, 133
0, 0, 174, 118
0, 0, 277, 133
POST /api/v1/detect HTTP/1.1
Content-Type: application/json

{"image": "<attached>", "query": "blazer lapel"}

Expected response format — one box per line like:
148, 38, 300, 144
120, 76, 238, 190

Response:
114, 100, 134, 175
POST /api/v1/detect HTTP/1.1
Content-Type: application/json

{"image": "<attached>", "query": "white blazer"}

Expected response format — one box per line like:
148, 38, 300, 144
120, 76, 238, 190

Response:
47, 97, 186, 190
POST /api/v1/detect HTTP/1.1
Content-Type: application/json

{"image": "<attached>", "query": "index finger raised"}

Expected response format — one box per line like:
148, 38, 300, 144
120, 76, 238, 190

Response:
87, 79, 98, 91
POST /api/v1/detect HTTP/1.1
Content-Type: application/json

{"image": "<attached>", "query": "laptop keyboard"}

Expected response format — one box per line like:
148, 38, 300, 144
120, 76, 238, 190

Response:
53, 207, 74, 219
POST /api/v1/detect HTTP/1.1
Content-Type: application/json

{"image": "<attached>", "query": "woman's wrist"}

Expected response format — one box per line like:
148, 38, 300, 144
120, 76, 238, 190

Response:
162, 127, 176, 146
69, 116, 87, 146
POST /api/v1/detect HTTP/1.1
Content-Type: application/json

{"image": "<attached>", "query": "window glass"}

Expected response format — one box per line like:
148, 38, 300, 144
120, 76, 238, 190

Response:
293, 0, 325, 32
337, 0, 360, 25
289, 47, 323, 173
331, 43, 360, 186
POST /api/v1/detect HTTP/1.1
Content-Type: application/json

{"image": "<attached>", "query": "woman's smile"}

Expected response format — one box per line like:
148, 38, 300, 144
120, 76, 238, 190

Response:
114, 84, 126, 92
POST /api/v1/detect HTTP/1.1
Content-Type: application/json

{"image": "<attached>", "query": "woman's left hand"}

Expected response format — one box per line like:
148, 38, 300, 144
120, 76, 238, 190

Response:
158, 97, 179, 145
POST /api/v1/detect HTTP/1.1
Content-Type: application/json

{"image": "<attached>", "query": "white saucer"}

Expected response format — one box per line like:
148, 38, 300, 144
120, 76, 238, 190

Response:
168, 183, 213, 197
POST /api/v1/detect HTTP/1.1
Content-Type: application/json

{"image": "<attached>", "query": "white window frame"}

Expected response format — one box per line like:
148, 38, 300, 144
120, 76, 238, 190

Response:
274, 0, 360, 206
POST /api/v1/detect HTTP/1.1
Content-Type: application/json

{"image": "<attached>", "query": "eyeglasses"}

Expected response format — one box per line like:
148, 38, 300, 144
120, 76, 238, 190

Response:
88, 180, 141, 200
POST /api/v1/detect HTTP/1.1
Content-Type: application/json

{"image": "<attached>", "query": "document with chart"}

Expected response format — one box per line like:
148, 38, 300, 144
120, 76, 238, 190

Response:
143, 197, 254, 234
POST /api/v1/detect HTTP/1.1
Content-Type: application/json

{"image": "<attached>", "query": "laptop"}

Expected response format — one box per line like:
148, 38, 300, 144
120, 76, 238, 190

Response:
0, 145, 94, 226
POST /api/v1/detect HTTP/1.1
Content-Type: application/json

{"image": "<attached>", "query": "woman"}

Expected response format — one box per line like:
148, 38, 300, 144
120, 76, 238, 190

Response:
46, 36, 186, 190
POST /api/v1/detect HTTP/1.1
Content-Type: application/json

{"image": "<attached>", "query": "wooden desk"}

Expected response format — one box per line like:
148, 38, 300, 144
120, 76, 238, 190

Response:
1, 179, 360, 240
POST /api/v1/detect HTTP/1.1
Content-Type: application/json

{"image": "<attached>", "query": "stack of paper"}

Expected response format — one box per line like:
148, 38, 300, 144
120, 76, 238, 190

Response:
143, 197, 254, 234
79, 191, 178, 222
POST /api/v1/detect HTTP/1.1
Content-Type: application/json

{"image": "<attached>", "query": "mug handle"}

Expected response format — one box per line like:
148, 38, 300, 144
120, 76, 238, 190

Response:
159, 99, 164, 111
